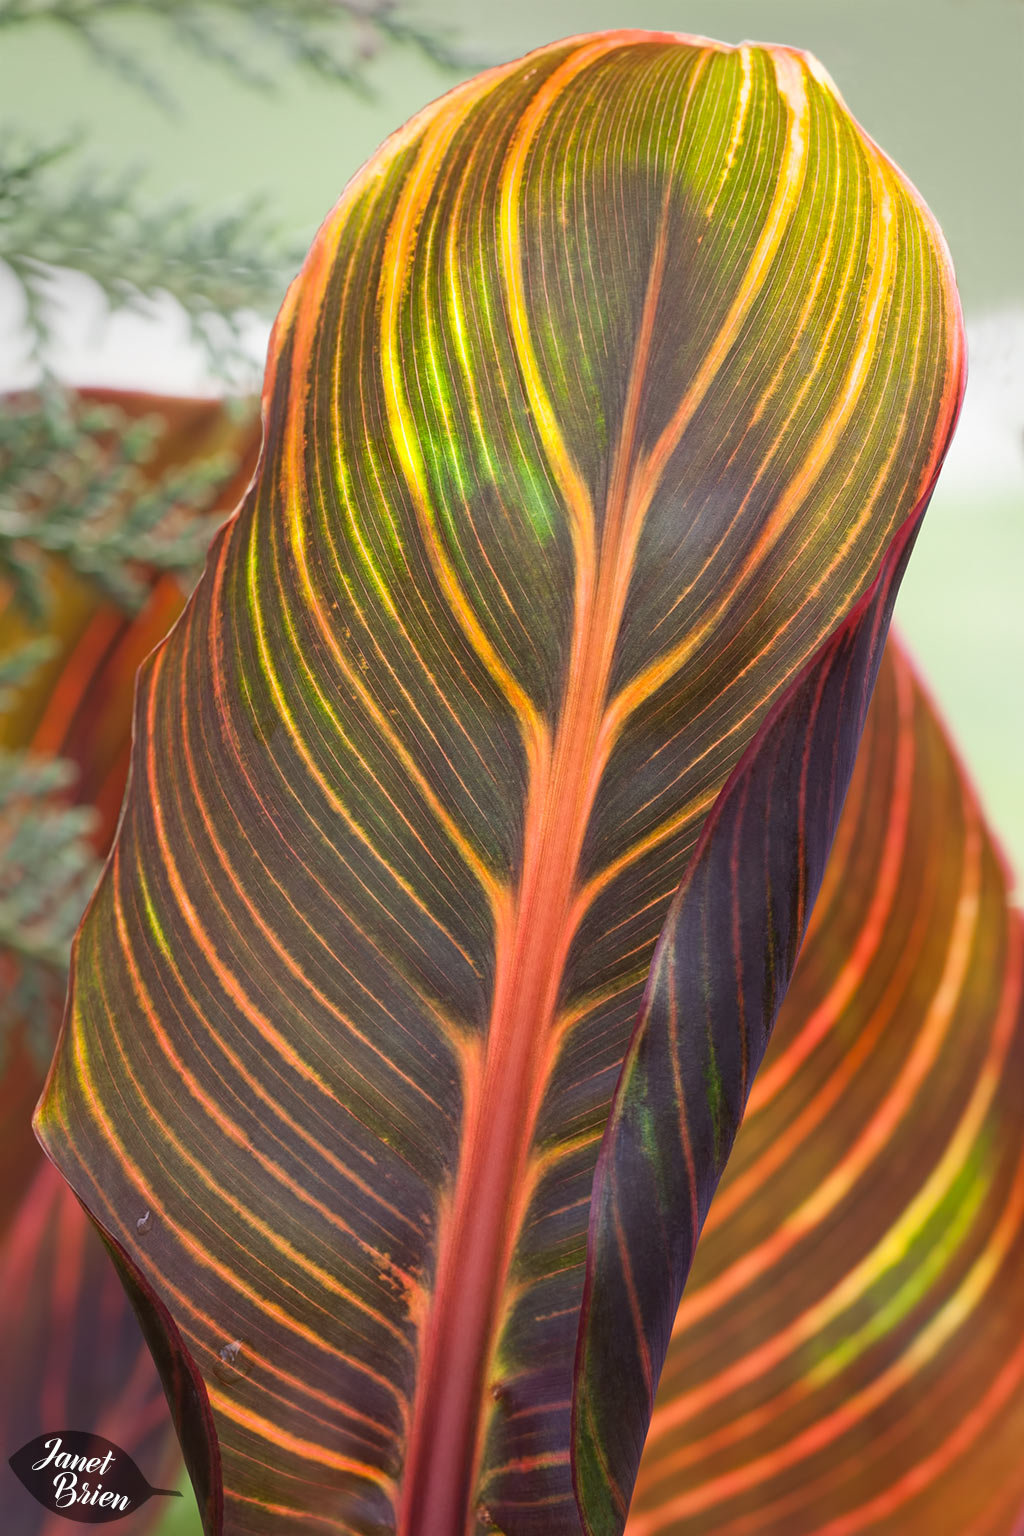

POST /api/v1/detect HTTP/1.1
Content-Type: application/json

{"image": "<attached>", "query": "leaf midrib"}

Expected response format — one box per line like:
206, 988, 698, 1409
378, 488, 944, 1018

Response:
397, 184, 674, 1534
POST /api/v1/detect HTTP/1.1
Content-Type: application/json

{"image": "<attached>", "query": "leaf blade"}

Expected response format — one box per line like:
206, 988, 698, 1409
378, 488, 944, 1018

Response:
36, 33, 963, 1535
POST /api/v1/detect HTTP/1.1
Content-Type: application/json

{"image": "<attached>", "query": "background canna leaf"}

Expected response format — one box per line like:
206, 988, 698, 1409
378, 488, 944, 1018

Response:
0, 390, 259, 1534
0, 1160, 182, 1536
35, 31, 962, 1536
1, 389, 259, 1231
626, 638, 1024, 1534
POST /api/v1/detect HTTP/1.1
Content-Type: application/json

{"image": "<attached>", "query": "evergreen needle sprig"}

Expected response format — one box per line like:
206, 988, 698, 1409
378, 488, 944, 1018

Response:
0, 635, 56, 712
1, 135, 302, 373
0, 0, 472, 104
0, 748, 100, 1065
0, 392, 232, 619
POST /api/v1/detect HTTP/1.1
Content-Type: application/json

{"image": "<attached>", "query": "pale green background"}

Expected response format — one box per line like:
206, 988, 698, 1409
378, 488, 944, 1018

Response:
0, 4, 1020, 1525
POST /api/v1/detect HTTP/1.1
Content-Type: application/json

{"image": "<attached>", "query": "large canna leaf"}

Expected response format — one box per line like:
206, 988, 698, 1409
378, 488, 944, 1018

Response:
627, 638, 1024, 1534
36, 31, 963, 1536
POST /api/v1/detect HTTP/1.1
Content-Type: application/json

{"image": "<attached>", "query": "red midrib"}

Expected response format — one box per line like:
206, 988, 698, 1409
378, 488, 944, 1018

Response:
398, 225, 669, 1536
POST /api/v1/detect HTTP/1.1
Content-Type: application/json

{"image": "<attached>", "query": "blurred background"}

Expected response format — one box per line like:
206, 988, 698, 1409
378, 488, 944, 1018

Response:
0, 3, 1020, 1532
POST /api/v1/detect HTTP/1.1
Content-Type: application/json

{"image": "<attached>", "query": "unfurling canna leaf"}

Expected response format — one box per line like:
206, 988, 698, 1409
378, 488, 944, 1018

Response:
35, 31, 964, 1536
574, 513, 921, 1531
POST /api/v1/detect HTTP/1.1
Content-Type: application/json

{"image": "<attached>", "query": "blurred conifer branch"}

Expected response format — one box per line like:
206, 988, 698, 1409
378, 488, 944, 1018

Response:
0, 635, 56, 711
0, 393, 231, 619
0, 0, 469, 102
1, 135, 300, 374
0, 390, 258, 1068
0, 748, 100, 1062
0, 0, 465, 370
0, 392, 252, 1064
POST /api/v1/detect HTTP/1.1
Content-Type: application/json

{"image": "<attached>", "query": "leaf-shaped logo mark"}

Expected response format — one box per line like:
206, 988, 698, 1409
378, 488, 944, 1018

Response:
8, 1432, 181, 1523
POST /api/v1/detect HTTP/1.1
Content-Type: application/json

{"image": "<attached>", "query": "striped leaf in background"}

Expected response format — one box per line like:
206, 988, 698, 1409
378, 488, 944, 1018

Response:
35, 31, 964, 1536
0, 1160, 181, 1536
0, 391, 258, 1534
627, 639, 1024, 1536
1, 390, 258, 1212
